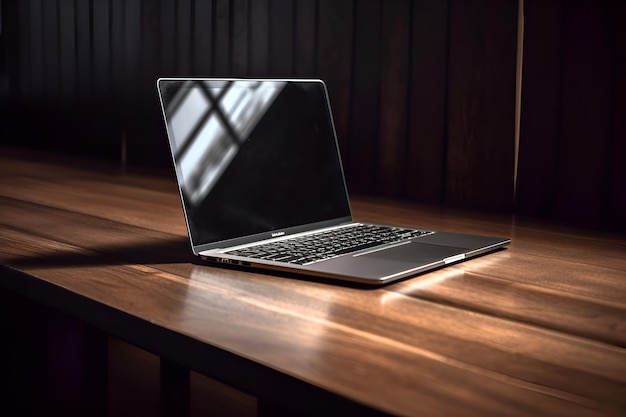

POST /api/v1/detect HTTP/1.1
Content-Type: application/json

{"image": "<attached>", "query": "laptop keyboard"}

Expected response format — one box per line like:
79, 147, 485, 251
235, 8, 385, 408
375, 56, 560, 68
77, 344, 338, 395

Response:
225, 224, 432, 265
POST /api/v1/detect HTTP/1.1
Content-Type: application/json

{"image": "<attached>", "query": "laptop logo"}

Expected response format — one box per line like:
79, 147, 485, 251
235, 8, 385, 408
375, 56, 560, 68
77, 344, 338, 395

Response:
272, 232, 285, 238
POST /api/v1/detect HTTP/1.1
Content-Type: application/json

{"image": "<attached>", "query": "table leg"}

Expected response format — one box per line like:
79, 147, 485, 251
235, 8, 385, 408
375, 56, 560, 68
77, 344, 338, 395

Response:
258, 399, 309, 417
81, 324, 108, 416
0, 289, 48, 415
160, 357, 190, 417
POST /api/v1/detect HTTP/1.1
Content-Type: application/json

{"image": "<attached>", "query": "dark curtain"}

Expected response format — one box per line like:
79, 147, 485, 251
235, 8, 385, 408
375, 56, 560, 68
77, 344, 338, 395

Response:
1, 0, 518, 212
517, 0, 626, 228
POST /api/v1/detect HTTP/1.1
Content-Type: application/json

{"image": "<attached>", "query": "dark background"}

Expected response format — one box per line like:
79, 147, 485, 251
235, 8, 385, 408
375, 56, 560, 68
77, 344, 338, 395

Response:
0, 0, 624, 229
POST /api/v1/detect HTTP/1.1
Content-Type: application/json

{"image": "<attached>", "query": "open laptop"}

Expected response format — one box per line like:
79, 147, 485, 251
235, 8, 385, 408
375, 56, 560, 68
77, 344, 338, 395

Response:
156, 78, 510, 286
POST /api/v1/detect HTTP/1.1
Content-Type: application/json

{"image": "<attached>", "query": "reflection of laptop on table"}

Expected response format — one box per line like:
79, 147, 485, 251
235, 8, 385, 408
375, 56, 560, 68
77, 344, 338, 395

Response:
157, 78, 510, 286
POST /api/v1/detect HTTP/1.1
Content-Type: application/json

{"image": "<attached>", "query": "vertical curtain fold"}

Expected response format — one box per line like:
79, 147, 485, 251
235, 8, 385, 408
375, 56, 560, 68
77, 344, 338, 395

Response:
4, 0, 622, 228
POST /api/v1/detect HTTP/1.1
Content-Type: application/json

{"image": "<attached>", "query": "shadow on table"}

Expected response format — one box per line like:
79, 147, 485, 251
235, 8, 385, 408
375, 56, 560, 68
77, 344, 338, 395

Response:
3, 236, 195, 269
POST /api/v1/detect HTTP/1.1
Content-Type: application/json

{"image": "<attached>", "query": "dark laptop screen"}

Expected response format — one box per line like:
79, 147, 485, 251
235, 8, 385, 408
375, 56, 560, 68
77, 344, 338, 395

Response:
158, 79, 352, 248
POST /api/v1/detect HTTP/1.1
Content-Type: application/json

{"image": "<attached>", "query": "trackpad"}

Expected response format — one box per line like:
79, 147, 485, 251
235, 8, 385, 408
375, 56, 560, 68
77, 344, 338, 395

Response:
361, 242, 468, 264
309, 242, 470, 281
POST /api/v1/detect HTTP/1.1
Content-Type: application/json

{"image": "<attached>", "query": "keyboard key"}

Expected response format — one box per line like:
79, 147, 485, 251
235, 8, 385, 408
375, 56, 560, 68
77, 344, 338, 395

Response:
225, 224, 432, 264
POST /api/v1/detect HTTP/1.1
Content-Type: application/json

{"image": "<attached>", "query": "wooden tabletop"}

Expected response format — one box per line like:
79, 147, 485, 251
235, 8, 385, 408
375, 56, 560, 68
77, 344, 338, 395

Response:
1, 148, 625, 417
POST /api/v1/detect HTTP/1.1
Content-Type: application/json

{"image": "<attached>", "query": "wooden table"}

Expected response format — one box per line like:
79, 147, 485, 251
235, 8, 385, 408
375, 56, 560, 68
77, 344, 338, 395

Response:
1, 147, 625, 417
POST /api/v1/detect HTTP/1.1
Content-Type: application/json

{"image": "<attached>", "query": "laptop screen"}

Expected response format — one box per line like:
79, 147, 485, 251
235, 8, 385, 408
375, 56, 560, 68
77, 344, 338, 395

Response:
158, 79, 352, 249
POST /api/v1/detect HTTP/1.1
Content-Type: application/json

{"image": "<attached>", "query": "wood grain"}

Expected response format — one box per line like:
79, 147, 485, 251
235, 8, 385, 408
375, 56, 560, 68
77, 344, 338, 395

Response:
446, 0, 517, 210
346, 0, 381, 195
317, 0, 353, 155
269, 0, 295, 77
518, 0, 626, 228
405, 0, 448, 203
1, 149, 625, 416
377, 0, 411, 197
294, 0, 317, 77
249, 0, 270, 77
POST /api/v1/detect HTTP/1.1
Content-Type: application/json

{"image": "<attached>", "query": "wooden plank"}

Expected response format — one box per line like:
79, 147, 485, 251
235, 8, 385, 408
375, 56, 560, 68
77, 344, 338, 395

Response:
193, 0, 214, 74
317, 0, 353, 155
159, 0, 178, 76
214, 0, 231, 76
516, 0, 563, 219
377, 0, 411, 197
519, 0, 622, 229
28, 0, 44, 97
609, 1, 626, 228
446, 0, 517, 210
2, 218, 625, 416
0, 195, 190, 262
16, 0, 31, 96
128, 1, 168, 167
269, 0, 294, 77
139, 0, 161, 96
2, 152, 626, 416
405, 0, 449, 203
92, 0, 111, 97
249, 0, 270, 76
125, 0, 142, 101
232, 0, 250, 76
42, 0, 59, 99
167, 0, 193, 75
397, 264, 626, 346
346, 0, 381, 195
0, 150, 178, 190
294, 0, 317, 77
556, 0, 614, 225
176, 0, 193, 76
75, 0, 93, 101
110, 0, 125, 98
2, 171, 625, 343
58, 0, 76, 100
95, 0, 123, 160
0, 174, 185, 235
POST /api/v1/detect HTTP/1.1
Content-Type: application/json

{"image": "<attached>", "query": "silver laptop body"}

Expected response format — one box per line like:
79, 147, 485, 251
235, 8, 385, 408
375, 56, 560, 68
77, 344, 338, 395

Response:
157, 78, 510, 286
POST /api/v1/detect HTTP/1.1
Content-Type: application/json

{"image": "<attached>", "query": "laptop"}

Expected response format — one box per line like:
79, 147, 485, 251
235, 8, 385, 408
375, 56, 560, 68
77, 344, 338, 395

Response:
156, 78, 510, 286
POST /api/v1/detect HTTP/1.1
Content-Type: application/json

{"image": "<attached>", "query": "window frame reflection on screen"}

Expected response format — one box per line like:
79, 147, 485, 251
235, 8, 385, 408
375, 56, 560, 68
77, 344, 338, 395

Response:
160, 79, 352, 251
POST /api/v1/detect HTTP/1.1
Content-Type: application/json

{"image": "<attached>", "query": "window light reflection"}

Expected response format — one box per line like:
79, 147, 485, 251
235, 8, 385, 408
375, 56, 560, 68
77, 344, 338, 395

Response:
166, 80, 286, 205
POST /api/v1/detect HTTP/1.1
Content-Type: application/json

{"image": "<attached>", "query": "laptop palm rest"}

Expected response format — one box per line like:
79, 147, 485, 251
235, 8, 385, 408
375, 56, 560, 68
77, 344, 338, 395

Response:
309, 242, 468, 281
